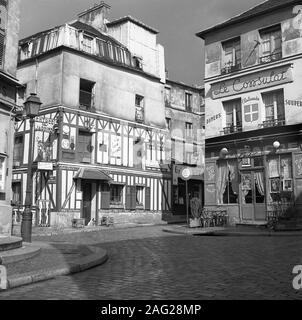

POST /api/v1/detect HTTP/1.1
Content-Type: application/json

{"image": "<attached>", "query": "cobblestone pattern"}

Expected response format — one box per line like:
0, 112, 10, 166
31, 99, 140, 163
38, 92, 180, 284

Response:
1, 226, 302, 300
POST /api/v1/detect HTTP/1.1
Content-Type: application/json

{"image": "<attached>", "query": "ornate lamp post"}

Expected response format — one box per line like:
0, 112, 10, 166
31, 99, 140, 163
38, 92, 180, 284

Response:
21, 93, 42, 243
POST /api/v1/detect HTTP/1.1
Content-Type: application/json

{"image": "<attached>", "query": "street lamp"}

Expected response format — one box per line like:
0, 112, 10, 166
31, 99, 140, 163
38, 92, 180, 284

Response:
21, 93, 42, 243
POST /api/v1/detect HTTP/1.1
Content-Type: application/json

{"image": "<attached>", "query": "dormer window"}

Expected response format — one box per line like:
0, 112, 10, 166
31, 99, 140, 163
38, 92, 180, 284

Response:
221, 37, 241, 74
259, 25, 282, 64
82, 34, 93, 54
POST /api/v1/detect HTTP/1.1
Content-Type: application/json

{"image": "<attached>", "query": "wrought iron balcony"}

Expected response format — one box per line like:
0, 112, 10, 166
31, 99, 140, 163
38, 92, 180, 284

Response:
221, 125, 242, 135
259, 52, 282, 64
221, 62, 241, 75
260, 119, 285, 128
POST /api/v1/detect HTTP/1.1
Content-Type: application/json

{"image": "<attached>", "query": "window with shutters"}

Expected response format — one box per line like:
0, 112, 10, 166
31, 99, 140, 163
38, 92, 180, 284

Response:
222, 99, 242, 134
259, 25, 282, 64
136, 186, 144, 206
221, 37, 241, 74
0, 0, 7, 68
12, 182, 22, 206
77, 130, 93, 163
110, 184, 124, 205
262, 90, 285, 127
13, 135, 23, 165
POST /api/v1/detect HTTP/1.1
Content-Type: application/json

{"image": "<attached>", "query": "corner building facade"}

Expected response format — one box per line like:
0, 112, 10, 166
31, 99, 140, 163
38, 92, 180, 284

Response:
197, 0, 302, 225
0, 0, 21, 235
13, 3, 172, 228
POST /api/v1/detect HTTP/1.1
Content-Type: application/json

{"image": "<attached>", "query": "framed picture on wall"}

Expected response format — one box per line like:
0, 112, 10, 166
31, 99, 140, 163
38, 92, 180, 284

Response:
241, 157, 251, 167
269, 178, 280, 193
282, 179, 293, 192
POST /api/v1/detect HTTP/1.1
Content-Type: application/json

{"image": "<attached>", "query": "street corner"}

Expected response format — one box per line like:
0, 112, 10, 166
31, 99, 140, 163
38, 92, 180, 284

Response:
4, 243, 108, 290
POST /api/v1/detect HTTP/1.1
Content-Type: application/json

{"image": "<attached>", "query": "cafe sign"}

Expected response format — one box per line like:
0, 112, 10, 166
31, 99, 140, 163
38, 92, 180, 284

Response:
211, 64, 293, 100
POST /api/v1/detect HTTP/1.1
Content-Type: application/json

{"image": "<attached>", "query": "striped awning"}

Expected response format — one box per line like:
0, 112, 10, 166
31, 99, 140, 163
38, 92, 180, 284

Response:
73, 168, 112, 181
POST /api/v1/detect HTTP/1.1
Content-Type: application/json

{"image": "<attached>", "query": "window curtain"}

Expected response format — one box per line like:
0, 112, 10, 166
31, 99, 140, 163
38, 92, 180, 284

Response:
216, 161, 228, 204
255, 172, 265, 196
228, 160, 239, 194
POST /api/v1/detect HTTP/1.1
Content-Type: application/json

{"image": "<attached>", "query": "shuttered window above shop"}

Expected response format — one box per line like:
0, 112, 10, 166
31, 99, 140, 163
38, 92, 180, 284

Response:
77, 130, 93, 163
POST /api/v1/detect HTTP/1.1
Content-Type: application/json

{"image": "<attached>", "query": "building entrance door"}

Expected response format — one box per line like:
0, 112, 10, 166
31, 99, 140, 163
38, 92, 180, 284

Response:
241, 170, 266, 221
82, 182, 92, 225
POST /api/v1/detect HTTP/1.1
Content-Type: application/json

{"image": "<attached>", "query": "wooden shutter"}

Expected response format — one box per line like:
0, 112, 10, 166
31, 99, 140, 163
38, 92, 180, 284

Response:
78, 131, 92, 163
101, 191, 110, 209
204, 160, 217, 205
126, 186, 136, 210
145, 187, 151, 211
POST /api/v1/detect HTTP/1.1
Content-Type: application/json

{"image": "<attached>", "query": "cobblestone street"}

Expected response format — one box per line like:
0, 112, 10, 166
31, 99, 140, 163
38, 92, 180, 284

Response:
1, 226, 302, 300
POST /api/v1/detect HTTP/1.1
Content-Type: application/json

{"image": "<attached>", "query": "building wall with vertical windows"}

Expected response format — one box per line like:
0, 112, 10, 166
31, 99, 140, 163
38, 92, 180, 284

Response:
164, 79, 205, 219
197, 0, 302, 225
0, 0, 21, 235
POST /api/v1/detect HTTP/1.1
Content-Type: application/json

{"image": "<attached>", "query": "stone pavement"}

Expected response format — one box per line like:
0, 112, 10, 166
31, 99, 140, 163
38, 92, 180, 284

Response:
0, 225, 302, 299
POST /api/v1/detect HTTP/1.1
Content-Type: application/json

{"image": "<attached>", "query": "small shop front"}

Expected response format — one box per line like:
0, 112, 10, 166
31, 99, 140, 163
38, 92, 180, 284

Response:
172, 164, 204, 216
204, 126, 302, 225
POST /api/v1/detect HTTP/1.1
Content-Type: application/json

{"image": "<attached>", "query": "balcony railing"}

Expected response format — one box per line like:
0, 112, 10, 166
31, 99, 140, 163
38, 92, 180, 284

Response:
260, 119, 285, 128
259, 52, 282, 64
221, 62, 241, 74
221, 125, 242, 135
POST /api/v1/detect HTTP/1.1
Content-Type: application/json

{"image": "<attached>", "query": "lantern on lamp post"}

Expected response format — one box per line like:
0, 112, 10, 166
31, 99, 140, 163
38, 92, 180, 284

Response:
21, 93, 42, 243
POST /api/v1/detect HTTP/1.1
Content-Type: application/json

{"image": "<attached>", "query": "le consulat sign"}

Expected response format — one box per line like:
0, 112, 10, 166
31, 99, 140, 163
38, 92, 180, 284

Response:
211, 64, 293, 100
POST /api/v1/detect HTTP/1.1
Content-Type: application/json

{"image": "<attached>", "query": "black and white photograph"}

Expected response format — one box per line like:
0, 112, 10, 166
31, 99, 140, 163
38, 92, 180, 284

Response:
0, 0, 302, 309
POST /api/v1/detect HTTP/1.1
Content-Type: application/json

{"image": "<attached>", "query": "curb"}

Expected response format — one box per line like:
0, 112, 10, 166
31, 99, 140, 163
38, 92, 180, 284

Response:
203, 231, 302, 237
6, 246, 108, 290
163, 227, 302, 237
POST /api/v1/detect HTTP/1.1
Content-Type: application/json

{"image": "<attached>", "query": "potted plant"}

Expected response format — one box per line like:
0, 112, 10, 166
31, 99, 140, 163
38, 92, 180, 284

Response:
189, 197, 202, 228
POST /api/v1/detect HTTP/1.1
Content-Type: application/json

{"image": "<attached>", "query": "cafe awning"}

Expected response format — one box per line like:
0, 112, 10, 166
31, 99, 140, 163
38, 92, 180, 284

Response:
73, 168, 113, 181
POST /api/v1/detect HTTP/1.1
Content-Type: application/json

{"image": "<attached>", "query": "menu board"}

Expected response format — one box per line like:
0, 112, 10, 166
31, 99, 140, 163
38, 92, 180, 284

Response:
205, 184, 216, 205
205, 163, 216, 182
294, 154, 302, 177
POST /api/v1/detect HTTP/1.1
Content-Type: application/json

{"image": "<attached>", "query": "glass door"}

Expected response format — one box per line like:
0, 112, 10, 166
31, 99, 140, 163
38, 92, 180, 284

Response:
241, 170, 266, 221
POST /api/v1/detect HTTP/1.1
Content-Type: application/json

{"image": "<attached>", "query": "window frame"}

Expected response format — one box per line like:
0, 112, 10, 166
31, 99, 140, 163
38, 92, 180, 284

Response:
0, 155, 7, 193
259, 25, 282, 63
110, 184, 124, 205
221, 37, 241, 73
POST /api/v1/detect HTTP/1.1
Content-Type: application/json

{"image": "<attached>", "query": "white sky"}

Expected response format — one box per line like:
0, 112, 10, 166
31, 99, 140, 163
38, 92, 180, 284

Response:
20, 0, 265, 85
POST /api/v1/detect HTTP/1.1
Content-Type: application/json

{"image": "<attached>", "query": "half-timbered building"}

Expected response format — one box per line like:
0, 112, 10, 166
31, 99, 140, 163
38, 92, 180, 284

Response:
12, 2, 172, 228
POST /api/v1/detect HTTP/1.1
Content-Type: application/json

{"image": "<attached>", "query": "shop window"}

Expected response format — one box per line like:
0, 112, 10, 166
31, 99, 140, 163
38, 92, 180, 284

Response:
223, 99, 242, 134
77, 130, 93, 163
267, 154, 293, 205
13, 135, 23, 165
110, 184, 124, 204
79, 79, 95, 111
217, 159, 239, 204
259, 25, 282, 64
221, 37, 241, 74
262, 90, 285, 127
0, 155, 6, 193
135, 94, 144, 123
136, 186, 144, 206
185, 93, 192, 112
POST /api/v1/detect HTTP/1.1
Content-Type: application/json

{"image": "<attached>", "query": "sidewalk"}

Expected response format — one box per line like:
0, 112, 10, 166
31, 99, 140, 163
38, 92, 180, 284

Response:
163, 224, 302, 237
2, 241, 108, 290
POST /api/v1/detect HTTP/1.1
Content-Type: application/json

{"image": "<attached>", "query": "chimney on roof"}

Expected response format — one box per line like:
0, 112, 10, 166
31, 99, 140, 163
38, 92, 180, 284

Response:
77, 2, 111, 33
